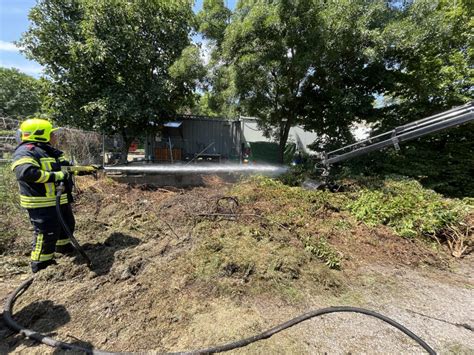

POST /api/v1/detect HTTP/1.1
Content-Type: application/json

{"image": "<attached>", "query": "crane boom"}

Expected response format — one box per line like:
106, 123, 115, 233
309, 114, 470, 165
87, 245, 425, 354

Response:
323, 102, 474, 167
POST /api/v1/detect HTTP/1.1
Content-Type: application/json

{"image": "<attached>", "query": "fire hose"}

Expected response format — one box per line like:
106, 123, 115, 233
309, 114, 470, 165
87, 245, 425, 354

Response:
55, 181, 92, 267
3, 167, 437, 354
3, 278, 437, 354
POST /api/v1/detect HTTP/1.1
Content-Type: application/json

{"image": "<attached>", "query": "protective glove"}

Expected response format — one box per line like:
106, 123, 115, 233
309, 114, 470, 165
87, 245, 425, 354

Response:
75, 165, 100, 176
54, 171, 69, 182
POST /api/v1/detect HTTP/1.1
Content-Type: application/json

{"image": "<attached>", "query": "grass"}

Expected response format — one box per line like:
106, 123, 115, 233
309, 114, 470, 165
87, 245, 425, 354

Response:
231, 175, 472, 260
303, 235, 342, 269
2, 170, 471, 290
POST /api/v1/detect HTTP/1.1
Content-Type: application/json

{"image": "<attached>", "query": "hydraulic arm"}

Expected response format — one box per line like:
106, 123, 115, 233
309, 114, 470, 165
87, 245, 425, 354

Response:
322, 102, 474, 168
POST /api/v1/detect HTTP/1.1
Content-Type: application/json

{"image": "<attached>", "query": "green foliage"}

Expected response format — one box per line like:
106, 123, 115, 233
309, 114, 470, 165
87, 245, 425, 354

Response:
348, 177, 472, 238
342, 123, 474, 198
20, 0, 197, 161
214, 0, 391, 161
304, 236, 341, 269
197, 0, 231, 48
343, 0, 474, 198
169, 45, 207, 111
0, 164, 19, 208
278, 165, 307, 187
0, 164, 26, 254
0, 67, 43, 118
380, 0, 473, 115
278, 159, 315, 187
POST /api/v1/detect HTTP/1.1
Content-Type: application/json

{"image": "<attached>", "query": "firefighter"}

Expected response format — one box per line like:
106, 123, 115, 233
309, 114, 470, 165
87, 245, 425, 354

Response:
11, 118, 76, 273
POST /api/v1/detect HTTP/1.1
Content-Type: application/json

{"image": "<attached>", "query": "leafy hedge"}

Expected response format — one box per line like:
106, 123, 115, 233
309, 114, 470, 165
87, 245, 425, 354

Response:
348, 178, 472, 238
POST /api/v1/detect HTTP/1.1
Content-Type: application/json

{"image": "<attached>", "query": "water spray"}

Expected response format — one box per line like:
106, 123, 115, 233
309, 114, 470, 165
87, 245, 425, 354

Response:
104, 163, 288, 176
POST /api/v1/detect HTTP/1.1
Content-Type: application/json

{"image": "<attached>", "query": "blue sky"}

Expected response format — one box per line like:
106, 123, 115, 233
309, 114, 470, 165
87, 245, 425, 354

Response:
0, 0, 237, 77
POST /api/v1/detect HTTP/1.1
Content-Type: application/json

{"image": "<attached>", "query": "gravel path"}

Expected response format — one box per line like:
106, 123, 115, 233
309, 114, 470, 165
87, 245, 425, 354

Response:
1, 259, 472, 354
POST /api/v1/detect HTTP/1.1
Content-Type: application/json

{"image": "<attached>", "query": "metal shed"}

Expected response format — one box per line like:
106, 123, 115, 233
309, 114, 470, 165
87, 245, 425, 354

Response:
145, 116, 243, 163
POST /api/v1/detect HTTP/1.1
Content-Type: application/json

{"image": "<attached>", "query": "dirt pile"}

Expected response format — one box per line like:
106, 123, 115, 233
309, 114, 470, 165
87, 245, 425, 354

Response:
1, 176, 472, 353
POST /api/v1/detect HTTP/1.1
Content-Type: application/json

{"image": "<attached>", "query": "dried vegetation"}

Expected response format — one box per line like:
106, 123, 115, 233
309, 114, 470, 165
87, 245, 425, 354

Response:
0, 174, 472, 353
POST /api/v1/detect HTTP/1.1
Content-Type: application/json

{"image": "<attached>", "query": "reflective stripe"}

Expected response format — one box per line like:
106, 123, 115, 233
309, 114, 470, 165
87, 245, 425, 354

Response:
21, 200, 68, 208
20, 195, 68, 201
34, 170, 45, 183
59, 156, 66, 162
40, 158, 56, 197
34, 170, 51, 183
45, 182, 55, 197
44, 171, 52, 182
37, 253, 54, 261
56, 239, 71, 246
20, 194, 68, 208
31, 233, 43, 261
34, 170, 44, 183
11, 157, 40, 170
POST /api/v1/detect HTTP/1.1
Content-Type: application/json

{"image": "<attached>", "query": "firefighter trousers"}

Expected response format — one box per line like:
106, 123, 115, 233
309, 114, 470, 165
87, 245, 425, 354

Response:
27, 203, 75, 273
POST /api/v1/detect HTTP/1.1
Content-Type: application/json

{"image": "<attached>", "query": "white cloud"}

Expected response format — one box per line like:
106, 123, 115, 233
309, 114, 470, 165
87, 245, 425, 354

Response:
16, 64, 43, 75
0, 61, 43, 76
0, 40, 23, 52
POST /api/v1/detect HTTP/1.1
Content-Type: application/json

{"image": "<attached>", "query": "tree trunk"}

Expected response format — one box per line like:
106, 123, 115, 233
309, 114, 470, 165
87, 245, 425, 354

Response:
278, 119, 292, 164
119, 133, 134, 164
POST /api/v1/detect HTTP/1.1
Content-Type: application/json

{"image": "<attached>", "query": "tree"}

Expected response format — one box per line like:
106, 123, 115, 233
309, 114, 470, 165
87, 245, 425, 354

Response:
197, 0, 231, 50
0, 67, 43, 119
378, 0, 473, 125
194, 0, 236, 118
20, 0, 198, 162
219, 0, 390, 162
355, 0, 474, 197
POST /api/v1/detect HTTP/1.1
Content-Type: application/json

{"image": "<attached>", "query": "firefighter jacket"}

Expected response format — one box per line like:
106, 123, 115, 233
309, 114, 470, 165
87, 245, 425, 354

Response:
11, 142, 73, 209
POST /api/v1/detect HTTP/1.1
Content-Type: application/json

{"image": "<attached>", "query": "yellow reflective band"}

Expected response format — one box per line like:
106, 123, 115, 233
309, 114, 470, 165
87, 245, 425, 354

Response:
39, 159, 56, 197
45, 182, 55, 197
21, 200, 68, 208
20, 195, 68, 208
34, 170, 45, 183
36, 253, 54, 262
34, 170, 51, 183
31, 233, 43, 261
42, 171, 51, 182
56, 239, 71, 246
11, 157, 40, 170
20, 195, 68, 201
59, 156, 66, 162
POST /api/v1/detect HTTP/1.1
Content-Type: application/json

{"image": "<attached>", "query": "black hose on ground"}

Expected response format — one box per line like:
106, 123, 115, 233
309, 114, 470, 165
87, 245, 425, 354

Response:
2, 276, 110, 354
184, 306, 437, 354
4, 277, 436, 355
56, 182, 92, 267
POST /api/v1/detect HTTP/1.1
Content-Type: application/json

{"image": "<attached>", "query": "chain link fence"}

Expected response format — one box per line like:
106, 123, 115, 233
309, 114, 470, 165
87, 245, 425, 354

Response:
0, 117, 132, 166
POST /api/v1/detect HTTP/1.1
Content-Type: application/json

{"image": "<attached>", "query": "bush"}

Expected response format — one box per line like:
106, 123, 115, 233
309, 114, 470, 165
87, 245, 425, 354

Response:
348, 177, 472, 238
0, 164, 27, 254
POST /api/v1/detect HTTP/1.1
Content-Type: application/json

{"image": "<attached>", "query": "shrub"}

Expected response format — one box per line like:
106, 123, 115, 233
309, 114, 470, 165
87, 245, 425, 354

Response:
348, 177, 472, 238
0, 164, 26, 254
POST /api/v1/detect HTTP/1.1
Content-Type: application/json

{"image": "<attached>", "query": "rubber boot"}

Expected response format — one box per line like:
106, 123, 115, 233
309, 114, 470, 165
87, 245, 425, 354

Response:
56, 242, 75, 255
31, 259, 57, 273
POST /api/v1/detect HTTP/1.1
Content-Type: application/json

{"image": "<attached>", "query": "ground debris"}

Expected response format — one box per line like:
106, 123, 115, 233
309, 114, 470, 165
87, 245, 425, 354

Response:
1, 176, 473, 354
